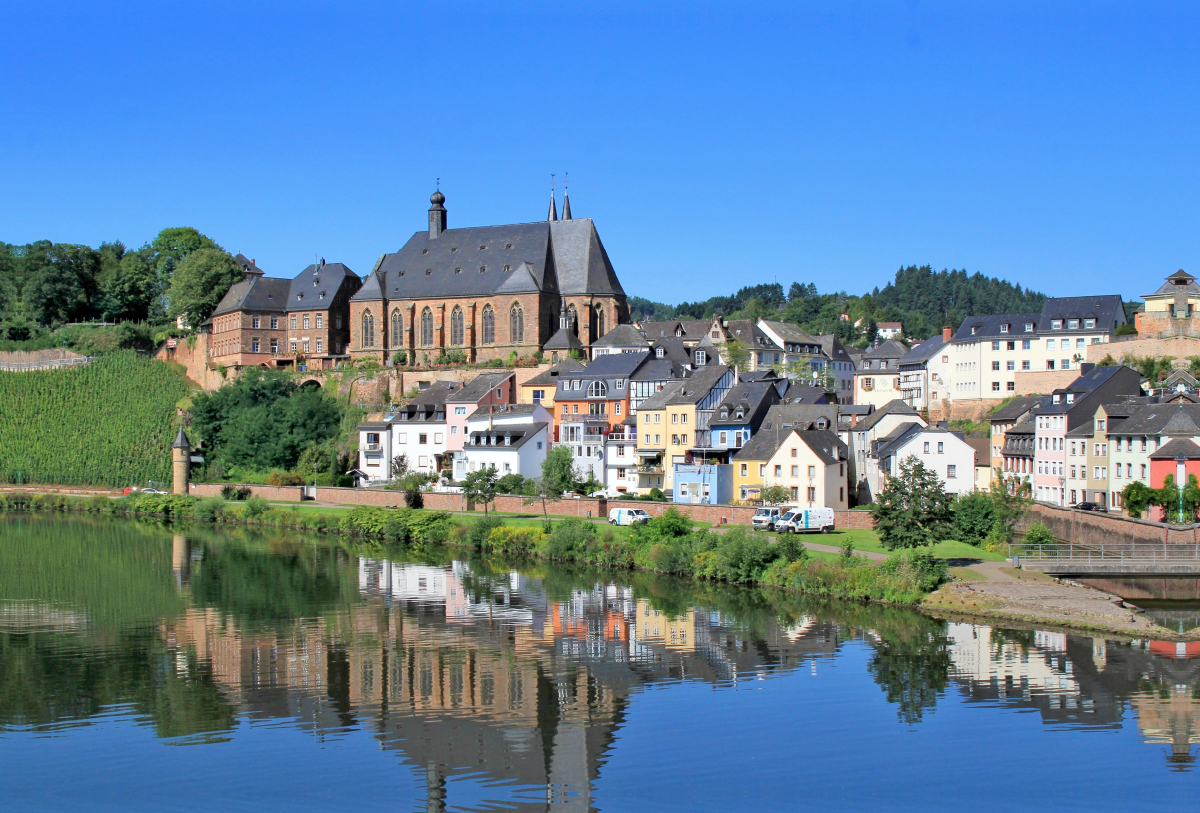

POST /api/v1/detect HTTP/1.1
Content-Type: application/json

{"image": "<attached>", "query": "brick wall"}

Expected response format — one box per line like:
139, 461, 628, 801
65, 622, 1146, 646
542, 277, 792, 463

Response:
189, 483, 305, 502
1088, 334, 1200, 364
1013, 369, 1077, 396
1019, 501, 1200, 546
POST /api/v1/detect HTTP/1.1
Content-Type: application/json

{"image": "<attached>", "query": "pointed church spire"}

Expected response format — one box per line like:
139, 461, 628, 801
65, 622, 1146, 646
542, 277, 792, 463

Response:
562, 172, 572, 219
548, 174, 558, 221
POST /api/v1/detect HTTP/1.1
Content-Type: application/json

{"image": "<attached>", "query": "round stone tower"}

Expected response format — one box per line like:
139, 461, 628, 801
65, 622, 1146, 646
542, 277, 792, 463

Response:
172, 427, 191, 496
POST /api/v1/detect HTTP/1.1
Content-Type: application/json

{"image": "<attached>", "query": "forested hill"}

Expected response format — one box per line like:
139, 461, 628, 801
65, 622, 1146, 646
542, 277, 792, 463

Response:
628, 264, 1046, 346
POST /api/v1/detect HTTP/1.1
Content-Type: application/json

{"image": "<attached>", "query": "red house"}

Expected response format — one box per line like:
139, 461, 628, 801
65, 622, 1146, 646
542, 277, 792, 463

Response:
1148, 438, 1200, 522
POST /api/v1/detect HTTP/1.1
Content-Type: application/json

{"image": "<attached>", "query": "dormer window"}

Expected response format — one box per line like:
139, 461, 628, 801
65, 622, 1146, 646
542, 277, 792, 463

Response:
1000, 323, 1009, 333
971, 326, 978, 335
422, 249, 428, 254
1024, 322, 1033, 331
695, 350, 707, 365
1066, 393, 1075, 403
425, 269, 431, 275
656, 347, 665, 358
1068, 319, 1079, 330
1051, 319, 1062, 330
720, 408, 729, 419
1084, 318, 1095, 329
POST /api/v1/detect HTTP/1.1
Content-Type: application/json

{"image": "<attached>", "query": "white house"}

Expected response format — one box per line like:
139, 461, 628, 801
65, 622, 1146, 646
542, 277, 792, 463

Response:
357, 419, 394, 485
604, 417, 639, 496
357, 380, 463, 482
844, 399, 926, 502
869, 424, 977, 498
453, 404, 552, 480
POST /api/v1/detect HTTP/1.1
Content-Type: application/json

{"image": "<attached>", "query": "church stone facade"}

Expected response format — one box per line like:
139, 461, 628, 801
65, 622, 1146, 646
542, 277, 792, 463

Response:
348, 191, 629, 364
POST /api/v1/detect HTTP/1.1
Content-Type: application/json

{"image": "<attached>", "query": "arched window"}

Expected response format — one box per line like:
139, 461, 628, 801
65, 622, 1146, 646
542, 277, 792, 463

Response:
595, 308, 605, 340
390, 309, 403, 347
482, 305, 495, 344
421, 307, 433, 346
450, 306, 464, 346
567, 304, 579, 337
588, 380, 607, 398
510, 303, 524, 344
362, 310, 374, 348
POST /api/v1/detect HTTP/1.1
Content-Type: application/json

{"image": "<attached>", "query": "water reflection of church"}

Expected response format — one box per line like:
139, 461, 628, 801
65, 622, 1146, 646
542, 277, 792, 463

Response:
946, 624, 1200, 769
165, 552, 842, 811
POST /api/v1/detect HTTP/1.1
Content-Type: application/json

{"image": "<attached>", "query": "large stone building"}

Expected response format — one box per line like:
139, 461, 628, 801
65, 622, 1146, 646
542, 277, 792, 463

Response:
205, 256, 361, 370
348, 190, 629, 364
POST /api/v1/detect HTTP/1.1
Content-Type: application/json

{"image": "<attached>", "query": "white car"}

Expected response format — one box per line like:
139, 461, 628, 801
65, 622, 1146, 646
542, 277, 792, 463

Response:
751, 506, 788, 531
777, 507, 836, 534
609, 506, 651, 526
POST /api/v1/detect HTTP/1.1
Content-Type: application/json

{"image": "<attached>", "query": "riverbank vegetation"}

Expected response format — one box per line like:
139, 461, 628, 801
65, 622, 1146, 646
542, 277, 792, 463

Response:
0, 492, 948, 605
0, 352, 189, 487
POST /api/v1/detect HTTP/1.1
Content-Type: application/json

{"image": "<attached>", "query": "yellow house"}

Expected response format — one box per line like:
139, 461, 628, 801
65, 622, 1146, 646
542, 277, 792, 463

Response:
517, 358, 585, 410
634, 367, 734, 494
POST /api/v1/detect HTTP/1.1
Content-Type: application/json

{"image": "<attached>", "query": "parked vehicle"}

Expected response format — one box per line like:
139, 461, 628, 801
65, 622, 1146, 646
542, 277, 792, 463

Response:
609, 507, 651, 526
777, 507, 836, 534
141, 488, 168, 495
752, 506, 787, 531
1075, 502, 1106, 512
122, 486, 141, 495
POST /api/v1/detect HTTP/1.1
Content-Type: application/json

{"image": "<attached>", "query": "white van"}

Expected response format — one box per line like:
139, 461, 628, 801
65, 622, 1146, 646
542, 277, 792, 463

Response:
777, 507, 836, 534
751, 506, 791, 531
609, 506, 651, 526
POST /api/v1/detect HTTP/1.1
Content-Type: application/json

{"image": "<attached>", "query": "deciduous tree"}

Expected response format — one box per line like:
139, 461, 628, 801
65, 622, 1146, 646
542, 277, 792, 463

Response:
870, 455, 955, 549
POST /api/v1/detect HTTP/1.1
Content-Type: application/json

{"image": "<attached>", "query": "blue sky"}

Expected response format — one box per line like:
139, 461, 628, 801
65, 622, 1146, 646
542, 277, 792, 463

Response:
3, 1, 1199, 305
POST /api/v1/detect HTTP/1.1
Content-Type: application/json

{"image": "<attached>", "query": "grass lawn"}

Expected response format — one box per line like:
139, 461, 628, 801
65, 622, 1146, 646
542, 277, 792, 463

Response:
949, 566, 987, 581
810, 528, 1006, 562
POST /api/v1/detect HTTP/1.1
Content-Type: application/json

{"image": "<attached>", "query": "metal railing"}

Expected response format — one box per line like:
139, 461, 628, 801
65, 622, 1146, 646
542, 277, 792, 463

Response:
1014, 542, 1200, 566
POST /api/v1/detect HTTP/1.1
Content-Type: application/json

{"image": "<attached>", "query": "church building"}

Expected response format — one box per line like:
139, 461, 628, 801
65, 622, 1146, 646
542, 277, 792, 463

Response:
348, 190, 629, 363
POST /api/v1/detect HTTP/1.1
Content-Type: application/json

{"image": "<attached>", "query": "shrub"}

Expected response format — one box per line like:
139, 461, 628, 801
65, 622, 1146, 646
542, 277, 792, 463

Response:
242, 496, 269, 518
486, 526, 544, 556
542, 518, 595, 561
220, 485, 253, 500
691, 527, 779, 583
267, 471, 305, 487
774, 534, 809, 564
466, 515, 505, 550
193, 497, 226, 522
1020, 521, 1057, 547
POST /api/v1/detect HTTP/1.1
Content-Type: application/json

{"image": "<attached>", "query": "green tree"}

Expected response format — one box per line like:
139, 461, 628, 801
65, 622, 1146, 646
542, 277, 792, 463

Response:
1121, 480, 1155, 519
532, 445, 576, 520
870, 456, 955, 550
761, 484, 791, 505
167, 248, 241, 329
462, 466, 500, 514
952, 491, 995, 546
723, 338, 750, 371
150, 227, 219, 290
22, 243, 100, 325
97, 250, 159, 322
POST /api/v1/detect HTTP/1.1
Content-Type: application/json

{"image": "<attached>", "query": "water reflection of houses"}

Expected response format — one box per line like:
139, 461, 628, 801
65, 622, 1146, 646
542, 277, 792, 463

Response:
947, 623, 1200, 767
167, 555, 840, 811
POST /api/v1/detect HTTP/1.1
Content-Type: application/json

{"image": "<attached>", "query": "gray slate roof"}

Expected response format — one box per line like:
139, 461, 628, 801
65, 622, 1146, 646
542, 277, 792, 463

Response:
594, 324, 649, 348
286, 262, 358, 312
796, 429, 847, 466
953, 312, 1043, 342
639, 319, 713, 341
760, 403, 838, 433
1102, 403, 1200, 435
990, 396, 1043, 422
446, 372, 515, 403
523, 359, 586, 387
853, 399, 920, 433
1150, 437, 1200, 460
1038, 295, 1126, 333
561, 352, 646, 379
709, 381, 781, 428
211, 276, 292, 317
659, 365, 732, 406
543, 325, 584, 351
467, 423, 548, 450
898, 335, 947, 366
354, 217, 624, 303
635, 381, 687, 412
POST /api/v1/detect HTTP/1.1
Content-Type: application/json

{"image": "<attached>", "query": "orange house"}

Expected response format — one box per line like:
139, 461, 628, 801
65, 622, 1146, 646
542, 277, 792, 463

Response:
548, 354, 644, 441
1147, 438, 1200, 522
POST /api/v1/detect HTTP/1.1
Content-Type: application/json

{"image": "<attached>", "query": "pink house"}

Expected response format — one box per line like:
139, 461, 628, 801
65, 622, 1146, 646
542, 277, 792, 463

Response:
445, 371, 516, 452
1034, 411, 1068, 505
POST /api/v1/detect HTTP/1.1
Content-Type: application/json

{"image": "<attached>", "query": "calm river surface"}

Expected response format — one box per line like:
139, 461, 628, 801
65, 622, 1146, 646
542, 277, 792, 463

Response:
2, 515, 1199, 812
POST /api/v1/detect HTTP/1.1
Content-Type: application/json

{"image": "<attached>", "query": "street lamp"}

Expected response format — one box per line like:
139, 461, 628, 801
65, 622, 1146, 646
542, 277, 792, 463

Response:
1176, 454, 1188, 524
1058, 474, 1066, 508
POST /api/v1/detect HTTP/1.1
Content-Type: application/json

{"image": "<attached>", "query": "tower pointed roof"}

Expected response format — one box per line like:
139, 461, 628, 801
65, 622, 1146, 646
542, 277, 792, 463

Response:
172, 427, 191, 450
548, 193, 558, 221
561, 194, 572, 220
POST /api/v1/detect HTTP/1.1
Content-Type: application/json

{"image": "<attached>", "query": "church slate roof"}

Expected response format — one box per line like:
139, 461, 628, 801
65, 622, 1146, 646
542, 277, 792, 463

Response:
594, 324, 651, 349
544, 325, 585, 351
354, 216, 624, 303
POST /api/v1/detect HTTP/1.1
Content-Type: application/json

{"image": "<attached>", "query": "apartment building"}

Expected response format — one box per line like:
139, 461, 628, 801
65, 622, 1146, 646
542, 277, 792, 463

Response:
853, 340, 909, 409
869, 424, 978, 497
947, 296, 1126, 403
633, 366, 734, 493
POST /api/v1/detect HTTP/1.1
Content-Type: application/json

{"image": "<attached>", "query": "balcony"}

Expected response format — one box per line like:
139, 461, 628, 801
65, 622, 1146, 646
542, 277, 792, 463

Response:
365, 443, 381, 452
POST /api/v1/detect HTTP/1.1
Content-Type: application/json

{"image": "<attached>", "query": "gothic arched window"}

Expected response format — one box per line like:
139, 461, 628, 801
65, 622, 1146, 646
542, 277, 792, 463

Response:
595, 307, 605, 340
567, 304, 579, 337
421, 307, 434, 346
482, 305, 495, 344
510, 303, 524, 344
450, 306, 464, 346
362, 310, 374, 348
390, 309, 402, 347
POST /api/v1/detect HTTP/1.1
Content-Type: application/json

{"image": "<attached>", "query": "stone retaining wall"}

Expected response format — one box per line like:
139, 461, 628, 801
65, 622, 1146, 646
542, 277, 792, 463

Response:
1019, 501, 1200, 545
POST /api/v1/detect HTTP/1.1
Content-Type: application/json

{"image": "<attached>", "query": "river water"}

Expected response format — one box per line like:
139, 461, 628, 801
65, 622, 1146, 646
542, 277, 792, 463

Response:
1, 515, 1198, 812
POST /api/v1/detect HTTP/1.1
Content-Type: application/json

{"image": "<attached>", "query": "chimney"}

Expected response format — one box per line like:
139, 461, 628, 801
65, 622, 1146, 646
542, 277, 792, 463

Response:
942, 326, 952, 341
